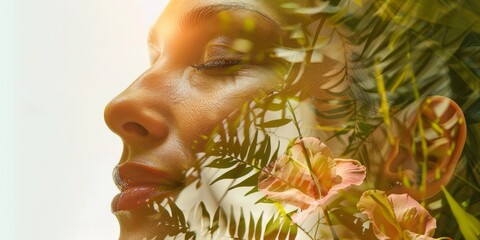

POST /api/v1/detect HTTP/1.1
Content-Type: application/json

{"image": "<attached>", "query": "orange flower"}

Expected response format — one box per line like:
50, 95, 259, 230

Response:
258, 137, 366, 223
357, 190, 439, 240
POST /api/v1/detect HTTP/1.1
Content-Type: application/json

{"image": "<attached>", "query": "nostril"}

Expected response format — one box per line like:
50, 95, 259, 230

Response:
123, 122, 149, 136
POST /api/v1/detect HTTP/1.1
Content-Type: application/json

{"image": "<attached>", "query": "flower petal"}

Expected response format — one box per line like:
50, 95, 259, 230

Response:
259, 154, 319, 209
388, 194, 437, 238
291, 204, 320, 223
357, 190, 402, 240
330, 159, 366, 191
315, 159, 366, 208
259, 137, 366, 219
259, 184, 318, 209
291, 137, 337, 194
403, 230, 437, 240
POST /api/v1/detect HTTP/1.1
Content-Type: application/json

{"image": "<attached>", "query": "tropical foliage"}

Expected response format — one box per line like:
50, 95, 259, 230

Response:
147, 0, 480, 239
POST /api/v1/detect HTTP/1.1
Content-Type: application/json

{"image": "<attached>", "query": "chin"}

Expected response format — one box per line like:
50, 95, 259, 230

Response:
116, 205, 182, 240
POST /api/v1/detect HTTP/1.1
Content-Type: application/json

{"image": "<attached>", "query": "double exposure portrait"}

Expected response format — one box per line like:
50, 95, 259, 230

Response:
104, 0, 480, 239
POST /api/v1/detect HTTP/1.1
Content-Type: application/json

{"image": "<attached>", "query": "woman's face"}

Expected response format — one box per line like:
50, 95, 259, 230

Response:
104, 0, 293, 238
105, 0, 471, 238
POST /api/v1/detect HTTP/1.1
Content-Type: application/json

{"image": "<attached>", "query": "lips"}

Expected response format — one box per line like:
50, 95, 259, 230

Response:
112, 185, 176, 212
112, 162, 184, 212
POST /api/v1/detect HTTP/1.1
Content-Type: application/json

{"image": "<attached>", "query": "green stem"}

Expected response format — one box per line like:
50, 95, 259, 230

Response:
287, 101, 323, 195
287, 100, 338, 239
323, 208, 339, 240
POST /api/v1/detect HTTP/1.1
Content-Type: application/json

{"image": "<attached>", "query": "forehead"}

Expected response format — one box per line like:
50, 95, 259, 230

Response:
160, 0, 284, 24
147, 0, 288, 53
153, 0, 286, 38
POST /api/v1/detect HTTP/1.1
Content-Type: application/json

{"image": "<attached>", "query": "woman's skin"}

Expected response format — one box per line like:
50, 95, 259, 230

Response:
104, 0, 467, 238
104, 1, 291, 238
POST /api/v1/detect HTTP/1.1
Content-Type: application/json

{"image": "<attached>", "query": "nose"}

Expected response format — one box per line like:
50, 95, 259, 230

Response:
104, 78, 170, 147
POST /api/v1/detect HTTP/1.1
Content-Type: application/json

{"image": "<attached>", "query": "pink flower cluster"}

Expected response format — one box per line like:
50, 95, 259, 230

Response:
258, 137, 366, 222
258, 137, 442, 239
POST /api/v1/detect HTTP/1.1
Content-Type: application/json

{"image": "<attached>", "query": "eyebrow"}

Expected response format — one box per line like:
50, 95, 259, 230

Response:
147, 3, 282, 60
178, 3, 281, 32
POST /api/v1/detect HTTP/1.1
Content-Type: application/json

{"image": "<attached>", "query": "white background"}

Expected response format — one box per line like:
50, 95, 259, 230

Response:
1, 0, 168, 239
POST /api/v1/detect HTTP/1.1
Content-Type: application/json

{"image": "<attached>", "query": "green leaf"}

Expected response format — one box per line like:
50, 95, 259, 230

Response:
240, 135, 250, 159
258, 101, 288, 111
258, 137, 272, 167
198, 202, 210, 233
248, 212, 255, 240
168, 199, 187, 228
210, 164, 249, 185
255, 195, 276, 204
264, 214, 282, 239
314, 106, 354, 119
210, 208, 220, 236
257, 118, 292, 128
238, 209, 246, 239
229, 206, 237, 238
242, 110, 251, 142
245, 185, 259, 196
229, 172, 260, 190
262, 143, 280, 167
255, 212, 264, 240
184, 231, 195, 240
205, 157, 236, 168
441, 186, 480, 240
246, 131, 259, 163
288, 221, 298, 240
210, 207, 227, 238
253, 135, 269, 166
232, 136, 242, 157
216, 125, 227, 149
324, 103, 354, 114
278, 217, 289, 240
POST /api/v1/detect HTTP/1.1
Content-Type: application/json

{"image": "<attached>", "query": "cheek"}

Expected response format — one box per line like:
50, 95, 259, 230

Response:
177, 69, 282, 143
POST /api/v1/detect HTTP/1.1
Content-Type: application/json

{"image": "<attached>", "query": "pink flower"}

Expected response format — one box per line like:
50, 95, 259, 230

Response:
357, 190, 439, 240
258, 137, 366, 223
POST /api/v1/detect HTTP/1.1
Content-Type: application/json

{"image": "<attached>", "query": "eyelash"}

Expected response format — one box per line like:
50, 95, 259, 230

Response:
191, 59, 243, 70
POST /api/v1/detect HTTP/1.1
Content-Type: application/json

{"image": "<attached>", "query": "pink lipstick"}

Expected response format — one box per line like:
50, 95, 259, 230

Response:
111, 162, 184, 212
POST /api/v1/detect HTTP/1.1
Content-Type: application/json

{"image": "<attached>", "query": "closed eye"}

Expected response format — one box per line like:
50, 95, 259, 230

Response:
191, 59, 243, 70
